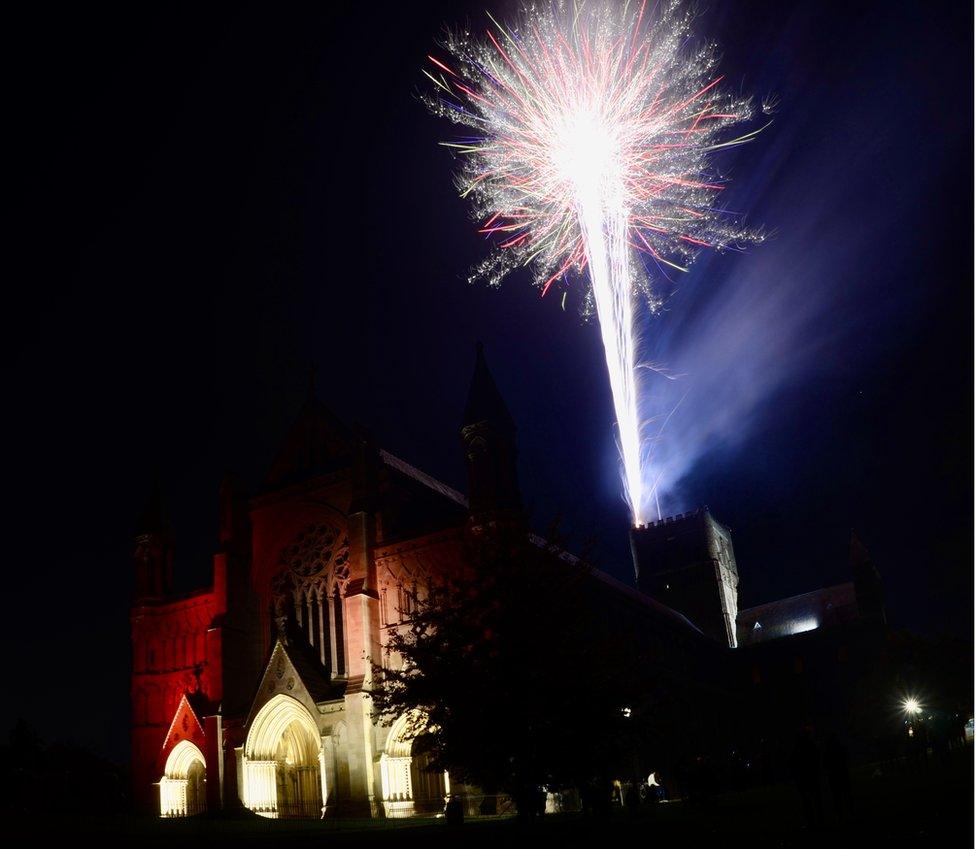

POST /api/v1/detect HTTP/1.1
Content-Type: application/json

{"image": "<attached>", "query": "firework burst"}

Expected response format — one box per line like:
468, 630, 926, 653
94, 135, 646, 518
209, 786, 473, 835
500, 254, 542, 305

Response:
426, 0, 763, 525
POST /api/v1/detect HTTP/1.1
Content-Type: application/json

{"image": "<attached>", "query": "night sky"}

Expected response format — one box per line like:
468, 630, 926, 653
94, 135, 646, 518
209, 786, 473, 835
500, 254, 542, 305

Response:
4, 1, 972, 764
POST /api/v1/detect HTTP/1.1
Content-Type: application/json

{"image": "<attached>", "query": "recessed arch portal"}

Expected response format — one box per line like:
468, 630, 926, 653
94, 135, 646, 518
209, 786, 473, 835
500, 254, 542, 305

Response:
380, 711, 450, 818
242, 694, 324, 818
159, 740, 206, 817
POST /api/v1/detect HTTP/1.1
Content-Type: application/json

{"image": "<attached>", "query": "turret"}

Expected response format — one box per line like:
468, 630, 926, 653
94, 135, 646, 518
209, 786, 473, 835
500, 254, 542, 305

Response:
460, 343, 523, 523
133, 479, 174, 600
218, 472, 250, 556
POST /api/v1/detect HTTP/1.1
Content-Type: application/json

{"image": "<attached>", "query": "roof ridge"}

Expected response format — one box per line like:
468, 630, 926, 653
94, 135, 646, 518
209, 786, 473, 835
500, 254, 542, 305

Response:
379, 449, 468, 508
526, 533, 705, 636
738, 581, 856, 616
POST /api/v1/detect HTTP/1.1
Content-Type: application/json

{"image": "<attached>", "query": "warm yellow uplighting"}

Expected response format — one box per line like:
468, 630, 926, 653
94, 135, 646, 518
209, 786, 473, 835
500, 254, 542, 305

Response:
242, 694, 324, 818
159, 740, 206, 818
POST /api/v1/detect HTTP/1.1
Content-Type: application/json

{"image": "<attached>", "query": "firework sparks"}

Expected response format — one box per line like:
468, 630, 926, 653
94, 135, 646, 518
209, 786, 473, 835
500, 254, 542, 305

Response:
427, 0, 763, 525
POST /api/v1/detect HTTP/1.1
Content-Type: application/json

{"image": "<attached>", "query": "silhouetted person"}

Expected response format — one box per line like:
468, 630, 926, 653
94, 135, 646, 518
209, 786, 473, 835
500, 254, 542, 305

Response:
445, 794, 464, 828
823, 733, 852, 822
904, 721, 929, 776
688, 756, 703, 805
624, 782, 639, 816
514, 784, 546, 822
581, 778, 612, 818
791, 727, 823, 829
478, 793, 497, 816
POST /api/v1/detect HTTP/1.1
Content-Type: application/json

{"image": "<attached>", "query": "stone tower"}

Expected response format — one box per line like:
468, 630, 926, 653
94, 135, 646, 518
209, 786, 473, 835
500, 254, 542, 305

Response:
630, 507, 739, 647
460, 343, 522, 523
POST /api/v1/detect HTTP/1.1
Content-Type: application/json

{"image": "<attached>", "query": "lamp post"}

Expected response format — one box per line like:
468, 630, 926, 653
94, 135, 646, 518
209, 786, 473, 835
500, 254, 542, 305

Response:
903, 697, 922, 739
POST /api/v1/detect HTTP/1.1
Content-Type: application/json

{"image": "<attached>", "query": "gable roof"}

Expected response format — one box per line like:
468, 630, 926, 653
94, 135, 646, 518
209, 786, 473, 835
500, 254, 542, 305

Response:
266, 395, 356, 488
527, 533, 707, 639
380, 449, 467, 508
160, 693, 207, 764
246, 636, 340, 729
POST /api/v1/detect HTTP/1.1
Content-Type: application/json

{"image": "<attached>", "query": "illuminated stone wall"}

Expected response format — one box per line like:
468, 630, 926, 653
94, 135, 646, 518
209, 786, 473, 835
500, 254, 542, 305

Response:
130, 592, 218, 813
130, 358, 781, 820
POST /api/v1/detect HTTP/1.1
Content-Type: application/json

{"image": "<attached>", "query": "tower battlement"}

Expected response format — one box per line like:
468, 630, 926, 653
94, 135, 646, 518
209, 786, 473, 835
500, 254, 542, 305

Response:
630, 507, 739, 648
634, 506, 707, 531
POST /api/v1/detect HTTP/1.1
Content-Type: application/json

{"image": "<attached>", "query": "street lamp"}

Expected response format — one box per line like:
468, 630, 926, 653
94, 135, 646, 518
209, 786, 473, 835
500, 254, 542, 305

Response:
902, 696, 923, 739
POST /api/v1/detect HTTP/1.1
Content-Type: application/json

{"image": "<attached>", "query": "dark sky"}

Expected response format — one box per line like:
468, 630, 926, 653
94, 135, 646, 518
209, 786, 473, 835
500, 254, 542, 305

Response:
4, 1, 972, 763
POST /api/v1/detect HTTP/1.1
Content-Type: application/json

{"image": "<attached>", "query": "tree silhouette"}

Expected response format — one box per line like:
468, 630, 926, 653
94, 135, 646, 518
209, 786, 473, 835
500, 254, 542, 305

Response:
369, 520, 661, 815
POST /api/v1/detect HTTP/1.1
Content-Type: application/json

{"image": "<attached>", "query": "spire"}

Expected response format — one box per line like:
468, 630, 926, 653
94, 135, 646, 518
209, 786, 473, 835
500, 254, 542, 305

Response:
460, 343, 522, 522
218, 471, 250, 553
462, 341, 515, 431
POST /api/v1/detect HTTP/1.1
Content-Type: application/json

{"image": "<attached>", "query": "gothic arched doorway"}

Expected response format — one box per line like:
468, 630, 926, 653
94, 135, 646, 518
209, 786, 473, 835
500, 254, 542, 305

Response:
242, 694, 324, 818
159, 740, 206, 817
380, 711, 450, 818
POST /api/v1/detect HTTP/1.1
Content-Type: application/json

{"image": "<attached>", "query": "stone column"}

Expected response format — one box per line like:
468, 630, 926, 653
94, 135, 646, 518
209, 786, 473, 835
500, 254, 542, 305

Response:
341, 433, 381, 816
243, 759, 278, 816
330, 590, 343, 676
318, 740, 330, 817
204, 714, 224, 813
306, 594, 315, 646
342, 585, 381, 817
321, 734, 338, 815
317, 590, 328, 667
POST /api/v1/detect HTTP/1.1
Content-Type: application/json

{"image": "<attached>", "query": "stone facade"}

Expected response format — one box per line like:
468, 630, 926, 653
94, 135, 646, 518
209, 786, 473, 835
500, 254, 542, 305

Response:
130, 348, 885, 818
131, 348, 553, 817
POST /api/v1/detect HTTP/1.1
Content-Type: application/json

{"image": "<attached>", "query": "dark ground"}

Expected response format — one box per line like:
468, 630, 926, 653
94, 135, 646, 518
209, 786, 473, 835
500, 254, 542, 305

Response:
16, 749, 972, 847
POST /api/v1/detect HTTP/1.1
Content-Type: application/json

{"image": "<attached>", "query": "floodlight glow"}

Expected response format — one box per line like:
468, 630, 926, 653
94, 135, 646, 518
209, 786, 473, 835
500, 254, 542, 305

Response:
786, 617, 819, 636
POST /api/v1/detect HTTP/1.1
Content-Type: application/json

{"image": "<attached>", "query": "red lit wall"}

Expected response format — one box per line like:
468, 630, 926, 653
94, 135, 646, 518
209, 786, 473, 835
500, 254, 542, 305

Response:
130, 590, 219, 812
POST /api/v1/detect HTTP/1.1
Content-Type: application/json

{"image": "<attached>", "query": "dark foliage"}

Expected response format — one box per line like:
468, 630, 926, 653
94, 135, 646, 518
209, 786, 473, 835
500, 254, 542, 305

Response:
0, 719, 129, 815
368, 520, 655, 810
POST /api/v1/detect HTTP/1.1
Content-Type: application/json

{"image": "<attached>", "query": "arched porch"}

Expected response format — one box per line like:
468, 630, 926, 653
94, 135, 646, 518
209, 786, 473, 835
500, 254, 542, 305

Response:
242, 694, 325, 818
159, 740, 206, 817
380, 711, 450, 818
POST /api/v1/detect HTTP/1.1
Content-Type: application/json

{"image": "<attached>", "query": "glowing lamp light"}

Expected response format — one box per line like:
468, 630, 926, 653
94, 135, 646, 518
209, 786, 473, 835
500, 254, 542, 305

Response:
903, 697, 922, 716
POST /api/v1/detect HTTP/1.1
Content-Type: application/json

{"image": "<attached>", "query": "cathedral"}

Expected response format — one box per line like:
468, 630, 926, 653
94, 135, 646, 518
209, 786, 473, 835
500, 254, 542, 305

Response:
130, 345, 886, 818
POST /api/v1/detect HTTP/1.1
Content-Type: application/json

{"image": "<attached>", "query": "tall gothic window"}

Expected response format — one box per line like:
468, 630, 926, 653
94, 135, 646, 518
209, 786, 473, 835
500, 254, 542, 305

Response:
273, 523, 350, 678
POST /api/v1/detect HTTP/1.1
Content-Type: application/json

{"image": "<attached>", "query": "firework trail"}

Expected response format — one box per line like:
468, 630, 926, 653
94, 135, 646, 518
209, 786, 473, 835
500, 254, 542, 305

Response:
426, 0, 763, 525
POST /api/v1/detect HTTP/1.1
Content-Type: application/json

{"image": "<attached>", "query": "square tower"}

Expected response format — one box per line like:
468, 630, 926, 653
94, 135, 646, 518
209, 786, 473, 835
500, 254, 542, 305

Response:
630, 507, 739, 647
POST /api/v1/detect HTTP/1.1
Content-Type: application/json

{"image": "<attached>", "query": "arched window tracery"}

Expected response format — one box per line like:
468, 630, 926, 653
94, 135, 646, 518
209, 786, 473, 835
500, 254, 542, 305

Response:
272, 523, 349, 678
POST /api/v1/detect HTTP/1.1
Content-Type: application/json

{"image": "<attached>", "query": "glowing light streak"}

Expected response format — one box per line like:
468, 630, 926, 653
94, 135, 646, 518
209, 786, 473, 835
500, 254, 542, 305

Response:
425, 0, 762, 524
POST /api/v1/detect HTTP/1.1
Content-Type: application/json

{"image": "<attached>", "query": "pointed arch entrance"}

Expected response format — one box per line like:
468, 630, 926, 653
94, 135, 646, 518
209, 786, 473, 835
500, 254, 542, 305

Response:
159, 740, 206, 817
380, 711, 450, 818
242, 694, 325, 818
